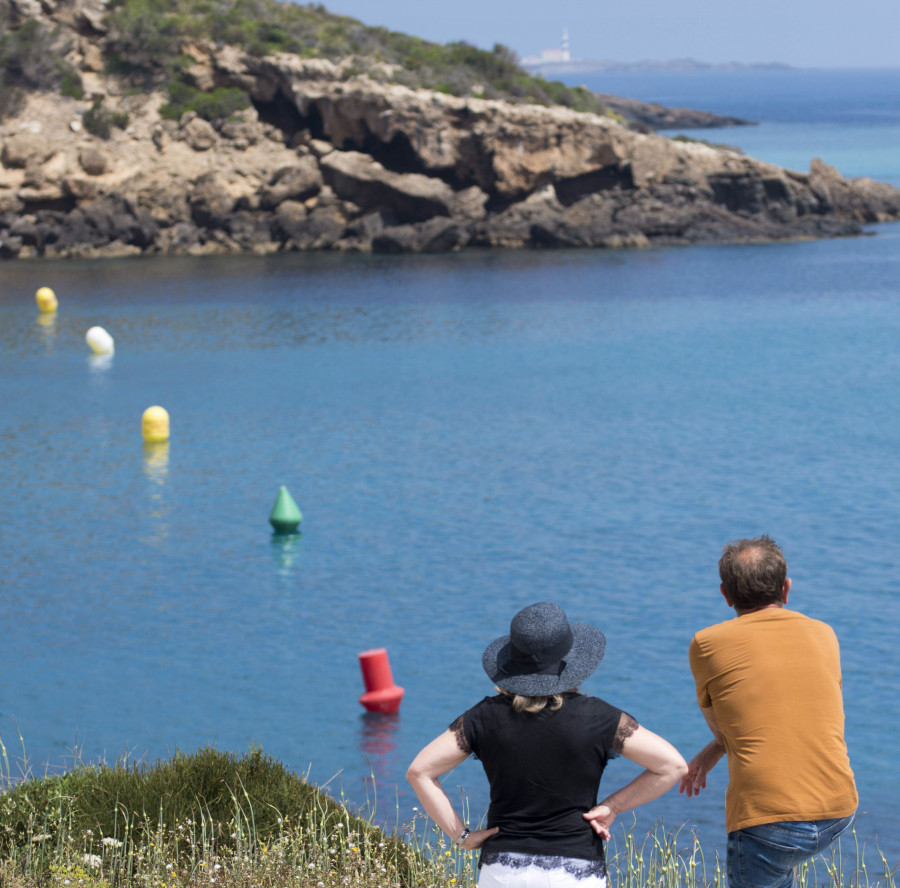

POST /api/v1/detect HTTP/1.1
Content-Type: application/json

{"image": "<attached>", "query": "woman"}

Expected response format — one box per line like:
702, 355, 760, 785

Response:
407, 601, 687, 888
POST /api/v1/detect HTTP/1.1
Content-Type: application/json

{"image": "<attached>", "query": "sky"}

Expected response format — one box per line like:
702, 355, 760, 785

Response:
318, 0, 899, 69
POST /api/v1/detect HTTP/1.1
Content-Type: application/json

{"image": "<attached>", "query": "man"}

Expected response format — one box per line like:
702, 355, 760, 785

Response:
681, 536, 857, 888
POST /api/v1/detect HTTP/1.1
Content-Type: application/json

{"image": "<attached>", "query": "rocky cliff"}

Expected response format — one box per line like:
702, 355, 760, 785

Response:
2, 0, 899, 260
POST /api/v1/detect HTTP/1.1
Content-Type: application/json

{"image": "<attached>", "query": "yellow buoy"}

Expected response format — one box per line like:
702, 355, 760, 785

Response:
142, 406, 170, 443
35, 286, 58, 313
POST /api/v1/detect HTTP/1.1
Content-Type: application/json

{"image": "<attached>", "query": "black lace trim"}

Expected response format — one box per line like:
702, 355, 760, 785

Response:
450, 715, 472, 755
480, 851, 607, 880
611, 712, 639, 754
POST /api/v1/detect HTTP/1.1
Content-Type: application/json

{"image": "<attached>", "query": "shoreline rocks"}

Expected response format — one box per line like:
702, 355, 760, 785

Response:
1, 18, 899, 260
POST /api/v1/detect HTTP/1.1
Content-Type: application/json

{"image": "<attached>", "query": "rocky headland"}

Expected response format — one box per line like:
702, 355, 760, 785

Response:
2, 0, 900, 260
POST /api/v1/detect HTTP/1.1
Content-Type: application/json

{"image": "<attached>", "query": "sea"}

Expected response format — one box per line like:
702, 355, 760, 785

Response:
1, 68, 899, 871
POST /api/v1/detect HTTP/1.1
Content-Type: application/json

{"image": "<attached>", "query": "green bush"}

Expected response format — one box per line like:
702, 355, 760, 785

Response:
0, 18, 72, 93
59, 66, 84, 99
160, 80, 250, 121
82, 97, 129, 138
0, 746, 349, 851
0, 746, 421, 887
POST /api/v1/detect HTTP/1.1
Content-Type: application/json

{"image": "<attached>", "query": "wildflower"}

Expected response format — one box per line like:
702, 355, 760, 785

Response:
102, 837, 123, 848
214, 864, 222, 871
83, 854, 102, 868
31, 834, 52, 842
166, 863, 173, 870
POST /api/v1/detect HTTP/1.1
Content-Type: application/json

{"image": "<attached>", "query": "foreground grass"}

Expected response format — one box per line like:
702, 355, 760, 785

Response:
0, 742, 895, 888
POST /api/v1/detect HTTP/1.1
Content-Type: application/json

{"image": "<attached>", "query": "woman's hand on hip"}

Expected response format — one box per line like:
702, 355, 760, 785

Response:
460, 826, 499, 850
583, 804, 616, 841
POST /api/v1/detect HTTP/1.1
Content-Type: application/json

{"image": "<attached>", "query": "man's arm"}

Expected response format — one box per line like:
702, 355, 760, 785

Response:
679, 706, 726, 798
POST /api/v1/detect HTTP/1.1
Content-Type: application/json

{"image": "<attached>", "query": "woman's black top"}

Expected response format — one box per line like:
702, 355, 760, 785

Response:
451, 692, 635, 867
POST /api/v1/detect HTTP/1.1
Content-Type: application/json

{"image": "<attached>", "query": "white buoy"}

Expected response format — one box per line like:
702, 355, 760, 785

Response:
85, 325, 115, 355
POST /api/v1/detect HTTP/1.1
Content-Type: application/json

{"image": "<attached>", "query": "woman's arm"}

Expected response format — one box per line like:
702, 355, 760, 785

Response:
406, 729, 499, 850
583, 716, 688, 840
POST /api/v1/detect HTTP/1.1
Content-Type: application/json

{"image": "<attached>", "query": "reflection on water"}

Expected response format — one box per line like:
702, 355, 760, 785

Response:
35, 312, 57, 352
271, 532, 302, 578
142, 442, 170, 486
359, 711, 400, 758
88, 354, 114, 373
358, 712, 402, 809
141, 442, 171, 546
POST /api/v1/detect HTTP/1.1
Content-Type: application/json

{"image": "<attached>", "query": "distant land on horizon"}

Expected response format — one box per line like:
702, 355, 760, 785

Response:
520, 57, 794, 76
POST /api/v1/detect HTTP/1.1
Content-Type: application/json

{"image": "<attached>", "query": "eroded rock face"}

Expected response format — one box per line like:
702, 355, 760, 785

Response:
0, 11, 899, 259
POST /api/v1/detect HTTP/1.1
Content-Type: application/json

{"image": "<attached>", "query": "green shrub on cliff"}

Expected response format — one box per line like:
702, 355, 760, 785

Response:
82, 97, 129, 138
161, 79, 251, 121
0, 13, 87, 114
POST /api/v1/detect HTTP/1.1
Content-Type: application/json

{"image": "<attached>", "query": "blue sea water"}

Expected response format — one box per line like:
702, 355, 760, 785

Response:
2, 69, 900, 869
561, 68, 900, 187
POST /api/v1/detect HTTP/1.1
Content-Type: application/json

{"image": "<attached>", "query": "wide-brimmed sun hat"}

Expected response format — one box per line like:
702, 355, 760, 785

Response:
482, 602, 606, 696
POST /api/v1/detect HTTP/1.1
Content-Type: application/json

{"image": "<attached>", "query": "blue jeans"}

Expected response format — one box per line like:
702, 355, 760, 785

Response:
727, 815, 855, 888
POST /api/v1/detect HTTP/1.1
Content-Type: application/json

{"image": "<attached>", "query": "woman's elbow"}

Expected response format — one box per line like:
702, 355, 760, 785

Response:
666, 755, 690, 783
406, 759, 430, 786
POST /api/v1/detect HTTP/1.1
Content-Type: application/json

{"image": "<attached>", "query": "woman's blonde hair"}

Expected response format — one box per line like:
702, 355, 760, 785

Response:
498, 688, 580, 713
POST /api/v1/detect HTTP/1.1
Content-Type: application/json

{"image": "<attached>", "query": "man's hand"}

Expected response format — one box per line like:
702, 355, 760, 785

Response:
583, 803, 616, 840
678, 740, 725, 798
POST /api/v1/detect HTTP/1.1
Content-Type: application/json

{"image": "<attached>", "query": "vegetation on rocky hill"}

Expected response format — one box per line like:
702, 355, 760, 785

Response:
0, 0, 606, 122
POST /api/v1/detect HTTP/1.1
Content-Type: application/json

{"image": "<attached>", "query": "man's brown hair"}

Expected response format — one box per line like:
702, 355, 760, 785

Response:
719, 535, 787, 611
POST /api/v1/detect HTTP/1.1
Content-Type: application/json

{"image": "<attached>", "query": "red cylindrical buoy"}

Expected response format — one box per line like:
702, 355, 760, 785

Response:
358, 648, 404, 713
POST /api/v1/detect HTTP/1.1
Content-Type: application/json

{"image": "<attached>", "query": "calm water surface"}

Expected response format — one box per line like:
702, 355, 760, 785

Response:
563, 68, 900, 186
2, 233, 900, 863
2, 67, 900, 866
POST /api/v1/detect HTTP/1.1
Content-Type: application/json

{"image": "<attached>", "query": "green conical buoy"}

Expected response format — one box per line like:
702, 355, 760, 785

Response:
269, 485, 302, 533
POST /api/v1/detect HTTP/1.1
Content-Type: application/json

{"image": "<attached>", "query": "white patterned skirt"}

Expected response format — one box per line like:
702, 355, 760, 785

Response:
478, 851, 607, 888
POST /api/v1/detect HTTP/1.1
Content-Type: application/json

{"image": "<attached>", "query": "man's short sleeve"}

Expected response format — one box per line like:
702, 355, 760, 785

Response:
689, 635, 712, 708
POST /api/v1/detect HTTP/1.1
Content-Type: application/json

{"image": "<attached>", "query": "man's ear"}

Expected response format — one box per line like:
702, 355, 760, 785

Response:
720, 583, 734, 608
782, 577, 791, 605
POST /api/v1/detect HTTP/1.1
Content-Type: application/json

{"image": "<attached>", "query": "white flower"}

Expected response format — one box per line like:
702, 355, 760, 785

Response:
214, 864, 222, 871
83, 854, 102, 868
102, 837, 123, 848
31, 834, 52, 843
166, 864, 173, 870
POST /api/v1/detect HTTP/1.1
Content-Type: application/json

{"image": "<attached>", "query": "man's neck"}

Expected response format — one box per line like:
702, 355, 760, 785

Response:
735, 602, 785, 617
